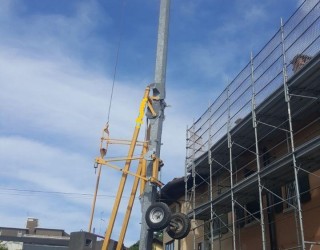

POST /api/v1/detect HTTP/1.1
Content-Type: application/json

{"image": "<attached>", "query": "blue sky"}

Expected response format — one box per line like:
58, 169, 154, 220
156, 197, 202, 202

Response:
0, 0, 306, 246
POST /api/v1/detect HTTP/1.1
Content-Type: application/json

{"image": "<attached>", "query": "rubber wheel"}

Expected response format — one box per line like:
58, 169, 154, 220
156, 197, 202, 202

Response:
145, 202, 172, 231
166, 213, 191, 239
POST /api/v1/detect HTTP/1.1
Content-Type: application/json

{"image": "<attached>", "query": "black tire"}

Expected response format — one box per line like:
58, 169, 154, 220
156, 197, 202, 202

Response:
166, 213, 191, 239
145, 202, 172, 231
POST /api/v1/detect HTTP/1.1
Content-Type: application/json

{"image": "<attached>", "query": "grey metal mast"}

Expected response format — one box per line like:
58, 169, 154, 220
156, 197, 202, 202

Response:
139, 0, 170, 249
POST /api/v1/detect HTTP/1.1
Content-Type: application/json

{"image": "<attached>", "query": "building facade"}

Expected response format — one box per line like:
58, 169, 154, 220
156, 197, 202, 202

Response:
163, 1, 320, 249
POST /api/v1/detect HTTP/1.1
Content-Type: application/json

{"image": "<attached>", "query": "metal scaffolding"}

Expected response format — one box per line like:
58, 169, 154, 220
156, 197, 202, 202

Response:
185, 1, 320, 249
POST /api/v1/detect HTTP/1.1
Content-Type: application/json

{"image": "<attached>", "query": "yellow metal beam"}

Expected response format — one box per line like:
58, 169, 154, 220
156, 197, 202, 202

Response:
102, 138, 146, 146
140, 143, 148, 196
95, 158, 148, 181
152, 157, 159, 181
116, 143, 147, 250
96, 156, 143, 163
88, 164, 102, 232
102, 87, 150, 250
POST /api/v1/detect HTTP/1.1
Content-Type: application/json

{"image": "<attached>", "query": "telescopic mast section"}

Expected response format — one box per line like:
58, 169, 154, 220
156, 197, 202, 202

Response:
139, 0, 170, 249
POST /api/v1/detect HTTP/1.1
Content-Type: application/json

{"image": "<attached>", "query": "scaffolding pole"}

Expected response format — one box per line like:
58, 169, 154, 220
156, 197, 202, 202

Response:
227, 87, 237, 250
185, 126, 189, 215
250, 52, 267, 250
192, 123, 197, 250
280, 18, 306, 250
208, 106, 214, 250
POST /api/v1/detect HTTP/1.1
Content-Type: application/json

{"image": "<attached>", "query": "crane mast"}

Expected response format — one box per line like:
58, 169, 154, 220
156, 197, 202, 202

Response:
139, 0, 171, 249
88, 1, 172, 249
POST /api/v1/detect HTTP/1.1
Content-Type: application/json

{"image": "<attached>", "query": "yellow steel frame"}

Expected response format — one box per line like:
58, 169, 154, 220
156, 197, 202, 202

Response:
88, 86, 163, 250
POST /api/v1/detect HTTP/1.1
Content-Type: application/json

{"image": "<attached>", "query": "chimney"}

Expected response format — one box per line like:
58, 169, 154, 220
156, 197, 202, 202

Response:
26, 218, 38, 235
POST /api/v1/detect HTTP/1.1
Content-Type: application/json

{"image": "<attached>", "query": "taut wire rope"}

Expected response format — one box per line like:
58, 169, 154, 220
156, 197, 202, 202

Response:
106, 0, 127, 125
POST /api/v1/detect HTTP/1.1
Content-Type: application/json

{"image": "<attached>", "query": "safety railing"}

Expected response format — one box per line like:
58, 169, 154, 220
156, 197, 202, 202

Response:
186, 0, 320, 166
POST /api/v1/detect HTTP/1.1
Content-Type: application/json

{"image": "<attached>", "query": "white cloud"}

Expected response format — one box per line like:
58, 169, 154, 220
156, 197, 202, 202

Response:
0, 1, 111, 67
244, 4, 268, 22
0, 136, 99, 201
0, 46, 146, 144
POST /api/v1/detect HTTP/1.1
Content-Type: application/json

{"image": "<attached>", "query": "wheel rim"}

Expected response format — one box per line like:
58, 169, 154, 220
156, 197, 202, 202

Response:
149, 207, 164, 224
170, 217, 183, 232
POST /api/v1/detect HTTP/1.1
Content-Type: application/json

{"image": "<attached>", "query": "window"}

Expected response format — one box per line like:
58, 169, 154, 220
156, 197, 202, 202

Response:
262, 146, 272, 167
284, 181, 296, 209
246, 201, 260, 224
85, 238, 92, 248
212, 218, 221, 238
236, 206, 245, 228
270, 174, 311, 214
236, 201, 260, 228
272, 186, 283, 214
165, 240, 174, 250
284, 174, 311, 210
204, 214, 228, 242
198, 242, 203, 250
